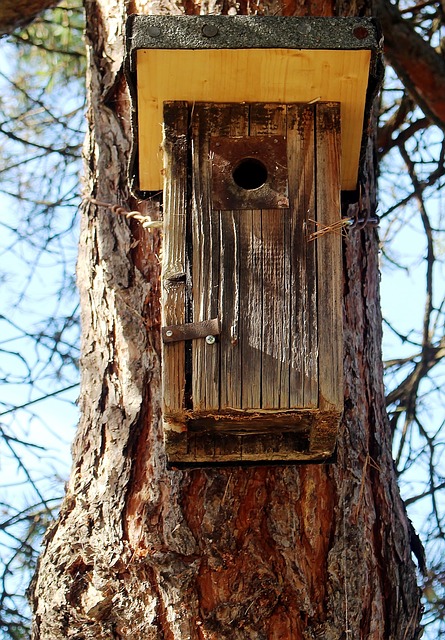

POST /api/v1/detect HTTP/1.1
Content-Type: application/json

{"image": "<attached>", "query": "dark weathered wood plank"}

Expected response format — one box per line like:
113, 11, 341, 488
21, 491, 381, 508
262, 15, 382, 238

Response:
219, 105, 250, 410
238, 206, 263, 409
241, 432, 278, 460
219, 208, 242, 409
249, 103, 289, 409
162, 102, 188, 419
315, 103, 343, 412
164, 429, 188, 460
214, 434, 243, 461
188, 409, 314, 432
190, 104, 221, 411
287, 104, 318, 409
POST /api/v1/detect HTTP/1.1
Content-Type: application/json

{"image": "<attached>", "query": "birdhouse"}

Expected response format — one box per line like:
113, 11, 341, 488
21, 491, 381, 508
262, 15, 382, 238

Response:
126, 16, 382, 465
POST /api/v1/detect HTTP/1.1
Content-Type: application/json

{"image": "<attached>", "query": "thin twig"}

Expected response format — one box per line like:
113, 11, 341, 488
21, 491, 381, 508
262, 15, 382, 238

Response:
307, 218, 353, 241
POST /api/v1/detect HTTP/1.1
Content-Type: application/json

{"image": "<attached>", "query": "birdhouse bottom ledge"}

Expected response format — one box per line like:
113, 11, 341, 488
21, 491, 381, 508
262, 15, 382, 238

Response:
163, 408, 342, 465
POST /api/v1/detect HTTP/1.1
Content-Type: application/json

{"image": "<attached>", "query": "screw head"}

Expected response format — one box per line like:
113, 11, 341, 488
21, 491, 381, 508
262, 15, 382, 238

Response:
165, 329, 173, 337
202, 24, 219, 38
205, 335, 216, 345
147, 26, 161, 38
353, 26, 369, 40
296, 23, 311, 35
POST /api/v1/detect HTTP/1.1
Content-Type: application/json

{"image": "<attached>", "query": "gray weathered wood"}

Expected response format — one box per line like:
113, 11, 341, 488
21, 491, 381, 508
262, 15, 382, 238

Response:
250, 103, 289, 409
190, 104, 221, 411
287, 104, 318, 409
315, 102, 343, 412
219, 106, 250, 410
161, 101, 188, 418
163, 101, 342, 462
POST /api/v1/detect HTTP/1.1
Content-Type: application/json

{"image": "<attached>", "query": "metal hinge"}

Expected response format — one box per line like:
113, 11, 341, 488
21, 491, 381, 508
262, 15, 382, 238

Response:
162, 318, 221, 343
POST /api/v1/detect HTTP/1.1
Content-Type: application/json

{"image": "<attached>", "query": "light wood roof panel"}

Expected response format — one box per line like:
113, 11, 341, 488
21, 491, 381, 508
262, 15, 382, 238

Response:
136, 48, 372, 190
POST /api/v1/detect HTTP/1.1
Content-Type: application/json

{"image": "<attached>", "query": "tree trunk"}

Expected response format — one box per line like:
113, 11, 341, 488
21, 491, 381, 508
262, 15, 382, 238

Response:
0, 0, 60, 35
30, 0, 422, 638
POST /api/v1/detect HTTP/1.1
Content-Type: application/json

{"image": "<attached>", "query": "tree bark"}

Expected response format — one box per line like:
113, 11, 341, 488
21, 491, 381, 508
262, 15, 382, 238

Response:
30, 0, 422, 638
374, 0, 445, 130
0, 1, 60, 35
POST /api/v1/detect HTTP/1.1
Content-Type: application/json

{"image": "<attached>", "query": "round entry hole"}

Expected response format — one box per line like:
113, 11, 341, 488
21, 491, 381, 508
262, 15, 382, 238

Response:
232, 157, 268, 190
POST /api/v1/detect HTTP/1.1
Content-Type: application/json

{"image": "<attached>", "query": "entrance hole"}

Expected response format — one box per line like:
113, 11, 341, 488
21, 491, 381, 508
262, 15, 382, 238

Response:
232, 157, 268, 190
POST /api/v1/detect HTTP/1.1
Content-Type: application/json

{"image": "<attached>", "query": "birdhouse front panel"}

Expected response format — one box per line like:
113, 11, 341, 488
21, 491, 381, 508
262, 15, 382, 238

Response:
161, 101, 343, 464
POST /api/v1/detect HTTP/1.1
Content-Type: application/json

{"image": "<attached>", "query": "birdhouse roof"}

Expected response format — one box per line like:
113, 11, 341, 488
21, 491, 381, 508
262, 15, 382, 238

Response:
126, 16, 382, 192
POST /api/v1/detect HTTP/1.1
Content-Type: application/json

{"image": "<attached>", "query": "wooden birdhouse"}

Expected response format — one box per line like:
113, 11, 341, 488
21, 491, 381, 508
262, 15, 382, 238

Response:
126, 16, 382, 465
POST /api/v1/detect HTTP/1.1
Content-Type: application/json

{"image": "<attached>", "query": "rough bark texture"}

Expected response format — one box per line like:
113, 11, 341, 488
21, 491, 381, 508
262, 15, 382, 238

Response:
0, 0, 60, 35
374, 0, 445, 130
30, 0, 422, 638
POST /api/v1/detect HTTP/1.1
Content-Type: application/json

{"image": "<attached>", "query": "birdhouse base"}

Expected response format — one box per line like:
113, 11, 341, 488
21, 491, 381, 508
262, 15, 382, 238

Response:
164, 409, 341, 465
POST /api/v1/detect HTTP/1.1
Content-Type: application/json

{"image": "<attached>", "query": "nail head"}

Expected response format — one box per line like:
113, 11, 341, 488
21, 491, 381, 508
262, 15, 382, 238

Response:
353, 26, 369, 40
296, 23, 311, 35
202, 24, 219, 38
147, 26, 161, 38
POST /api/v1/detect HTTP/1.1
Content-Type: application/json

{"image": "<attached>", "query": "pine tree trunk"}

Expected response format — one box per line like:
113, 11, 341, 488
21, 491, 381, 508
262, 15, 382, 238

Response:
0, 0, 59, 35
30, 0, 422, 638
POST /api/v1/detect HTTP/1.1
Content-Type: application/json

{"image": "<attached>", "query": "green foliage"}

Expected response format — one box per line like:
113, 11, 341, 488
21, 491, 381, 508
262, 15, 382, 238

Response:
9, 2, 85, 82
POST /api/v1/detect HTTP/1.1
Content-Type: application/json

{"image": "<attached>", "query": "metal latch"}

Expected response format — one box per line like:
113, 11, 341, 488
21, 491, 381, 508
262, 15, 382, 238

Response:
162, 318, 221, 343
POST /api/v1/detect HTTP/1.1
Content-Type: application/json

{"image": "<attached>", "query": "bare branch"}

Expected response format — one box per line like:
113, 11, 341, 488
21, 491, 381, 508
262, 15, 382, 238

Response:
375, 0, 445, 129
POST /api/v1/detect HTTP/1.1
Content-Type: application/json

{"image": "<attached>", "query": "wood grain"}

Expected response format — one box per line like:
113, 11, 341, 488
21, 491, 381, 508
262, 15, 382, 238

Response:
190, 104, 221, 411
250, 104, 289, 409
163, 101, 342, 462
136, 48, 371, 190
219, 105, 250, 410
315, 102, 343, 412
161, 102, 188, 418
287, 104, 318, 408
